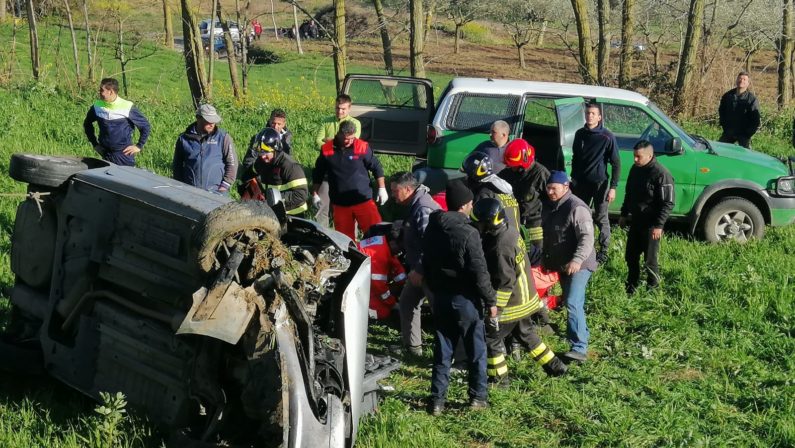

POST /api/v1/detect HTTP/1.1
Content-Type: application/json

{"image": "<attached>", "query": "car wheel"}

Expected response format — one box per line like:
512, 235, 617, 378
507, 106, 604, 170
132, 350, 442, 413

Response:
11, 197, 58, 289
9, 153, 107, 188
195, 201, 282, 273
701, 197, 765, 243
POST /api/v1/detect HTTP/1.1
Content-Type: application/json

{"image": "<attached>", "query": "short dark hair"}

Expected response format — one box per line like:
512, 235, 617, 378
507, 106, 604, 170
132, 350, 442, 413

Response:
390, 171, 419, 189
269, 108, 287, 120
339, 120, 357, 136
633, 139, 653, 151
100, 78, 119, 93
585, 100, 601, 114
336, 94, 353, 105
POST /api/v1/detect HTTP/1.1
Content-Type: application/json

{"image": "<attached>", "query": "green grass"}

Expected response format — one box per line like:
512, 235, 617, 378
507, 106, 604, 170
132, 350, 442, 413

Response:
1, 20, 795, 448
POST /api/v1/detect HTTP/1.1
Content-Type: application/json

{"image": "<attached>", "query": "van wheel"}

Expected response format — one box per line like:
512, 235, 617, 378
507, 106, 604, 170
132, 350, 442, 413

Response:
701, 197, 765, 243
9, 154, 107, 188
195, 201, 282, 273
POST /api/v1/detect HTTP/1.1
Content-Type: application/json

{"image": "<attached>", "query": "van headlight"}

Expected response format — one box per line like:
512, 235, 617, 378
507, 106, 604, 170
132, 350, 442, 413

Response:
775, 176, 795, 196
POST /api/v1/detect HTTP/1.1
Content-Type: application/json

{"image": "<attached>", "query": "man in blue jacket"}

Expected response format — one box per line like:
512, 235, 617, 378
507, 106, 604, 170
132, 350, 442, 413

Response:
172, 104, 238, 194
83, 78, 151, 166
570, 101, 620, 264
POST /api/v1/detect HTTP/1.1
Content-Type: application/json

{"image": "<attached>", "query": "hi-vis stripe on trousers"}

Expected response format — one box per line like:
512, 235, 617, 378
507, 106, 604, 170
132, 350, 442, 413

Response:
485, 317, 557, 378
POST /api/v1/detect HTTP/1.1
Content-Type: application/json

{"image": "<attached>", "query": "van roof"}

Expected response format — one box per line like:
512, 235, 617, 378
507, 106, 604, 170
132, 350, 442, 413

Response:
447, 77, 650, 105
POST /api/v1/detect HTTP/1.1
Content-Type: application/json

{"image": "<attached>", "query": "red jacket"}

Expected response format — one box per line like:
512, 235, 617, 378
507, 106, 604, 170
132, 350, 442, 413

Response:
358, 235, 406, 319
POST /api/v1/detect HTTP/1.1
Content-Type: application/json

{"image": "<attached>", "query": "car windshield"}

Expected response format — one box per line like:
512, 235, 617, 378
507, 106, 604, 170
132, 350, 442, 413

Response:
647, 102, 702, 149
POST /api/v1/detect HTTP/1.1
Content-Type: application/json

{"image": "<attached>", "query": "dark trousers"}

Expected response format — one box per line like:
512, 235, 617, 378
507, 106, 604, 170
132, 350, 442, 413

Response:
571, 179, 611, 251
719, 133, 751, 149
625, 220, 661, 292
430, 293, 487, 403
486, 317, 543, 378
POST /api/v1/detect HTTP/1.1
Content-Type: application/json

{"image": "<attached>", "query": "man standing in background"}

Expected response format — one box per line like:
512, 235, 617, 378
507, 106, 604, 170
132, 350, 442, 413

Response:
718, 71, 760, 149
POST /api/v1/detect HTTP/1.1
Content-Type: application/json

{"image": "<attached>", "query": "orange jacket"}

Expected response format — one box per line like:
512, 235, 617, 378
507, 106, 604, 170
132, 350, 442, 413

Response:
358, 235, 406, 319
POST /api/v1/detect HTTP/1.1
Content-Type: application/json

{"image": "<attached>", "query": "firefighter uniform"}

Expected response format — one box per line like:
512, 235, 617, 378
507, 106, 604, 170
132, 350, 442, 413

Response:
358, 235, 407, 320
239, 150, 309, 216
479, 222, 567, 379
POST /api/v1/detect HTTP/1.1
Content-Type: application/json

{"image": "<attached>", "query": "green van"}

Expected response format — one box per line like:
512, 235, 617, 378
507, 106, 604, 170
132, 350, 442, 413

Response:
342, 75, 795, 242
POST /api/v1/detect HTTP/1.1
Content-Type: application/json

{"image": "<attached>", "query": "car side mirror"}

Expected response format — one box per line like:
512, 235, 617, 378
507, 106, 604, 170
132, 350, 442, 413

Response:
665, 138, 683, 155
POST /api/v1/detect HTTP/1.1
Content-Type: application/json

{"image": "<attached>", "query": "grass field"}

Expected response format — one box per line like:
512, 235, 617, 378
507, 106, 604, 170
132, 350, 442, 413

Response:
1, 19, 795, 448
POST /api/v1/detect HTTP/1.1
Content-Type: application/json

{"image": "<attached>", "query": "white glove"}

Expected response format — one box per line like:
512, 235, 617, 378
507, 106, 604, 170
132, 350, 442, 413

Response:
312, 193, 323, 210
376, 187, 389, 205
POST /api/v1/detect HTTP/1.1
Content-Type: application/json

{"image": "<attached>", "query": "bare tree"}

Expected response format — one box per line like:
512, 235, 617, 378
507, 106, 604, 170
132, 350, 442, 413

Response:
596, 0, 610, 85
162, 0, 174, 48
569, 0, 597, 83
270, 0, 279, 40
292, 3, 303, 54
333, 0, 346, 92
780, 0, 793, 108
410, 0, 425, 77
236, 0, 251, 92
82, 0, 95, 81
618, 0, 635, 88
424, 0, 436, 42
219, 13, 241, 99
62, 0, 80, 78
103, 2, 156, 96
181, 0, 209, 107
208, 0, 219, 96
372, 0, 393, 74
1, 0, 6, 20
672, 0, 704, 116
443, 0, 485, 54
493, 0, 539, 69
25, 0, 40, 80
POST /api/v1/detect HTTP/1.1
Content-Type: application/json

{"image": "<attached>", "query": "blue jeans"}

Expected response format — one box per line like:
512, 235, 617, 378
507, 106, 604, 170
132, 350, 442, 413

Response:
560, 269, 592, 354
430, 293, 487, 403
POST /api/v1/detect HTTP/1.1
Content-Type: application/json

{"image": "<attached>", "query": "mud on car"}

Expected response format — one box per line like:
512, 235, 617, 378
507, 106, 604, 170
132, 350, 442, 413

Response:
2, 153, 397, 447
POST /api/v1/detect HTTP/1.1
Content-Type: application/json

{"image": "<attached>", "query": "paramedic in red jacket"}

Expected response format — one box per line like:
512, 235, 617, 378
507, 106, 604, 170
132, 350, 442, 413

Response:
357, 223, 407, 320
311, 120, 388, 241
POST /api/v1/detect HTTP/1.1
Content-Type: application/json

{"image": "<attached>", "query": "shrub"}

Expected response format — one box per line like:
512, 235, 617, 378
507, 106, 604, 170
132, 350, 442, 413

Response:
460, 22, 490, 44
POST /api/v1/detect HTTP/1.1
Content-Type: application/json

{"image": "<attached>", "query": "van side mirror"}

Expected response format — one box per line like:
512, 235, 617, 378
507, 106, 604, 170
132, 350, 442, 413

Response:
665, 138, 683, 155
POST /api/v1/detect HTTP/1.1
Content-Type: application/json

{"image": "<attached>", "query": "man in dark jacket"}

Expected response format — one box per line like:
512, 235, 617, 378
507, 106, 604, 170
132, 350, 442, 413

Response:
718, 71, 761, 149
570, 101, 620, 264
472, 198, 567, 384
619, 140, 675, 294
423, 180, 497, 415
542, 171, 597, 364
238, 127, 308, 216
172, 104, 237, 194
499, 138, 550, 251
83, 78, 151, 167
312, 120, 387, 241
470, 120, 511, 174
390, 172, 441, 356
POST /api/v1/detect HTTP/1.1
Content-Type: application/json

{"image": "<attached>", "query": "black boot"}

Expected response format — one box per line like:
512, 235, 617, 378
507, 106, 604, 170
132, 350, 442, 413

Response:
542, 356, 569, 376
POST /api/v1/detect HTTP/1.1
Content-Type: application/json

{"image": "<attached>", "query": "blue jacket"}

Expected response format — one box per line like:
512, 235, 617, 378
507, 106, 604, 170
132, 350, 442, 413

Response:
173, 124, 238, 194
83, 97, 151, 166
312, 139, 384, 206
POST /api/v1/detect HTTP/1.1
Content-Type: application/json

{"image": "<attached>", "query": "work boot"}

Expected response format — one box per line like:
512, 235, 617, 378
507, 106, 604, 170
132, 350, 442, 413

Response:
561, 350, 587, 364
596, 250, 609, 265
468, 398, 490, 411
427, 399, 445, 416
488, 375, 511, 388
542, 357, 568, 376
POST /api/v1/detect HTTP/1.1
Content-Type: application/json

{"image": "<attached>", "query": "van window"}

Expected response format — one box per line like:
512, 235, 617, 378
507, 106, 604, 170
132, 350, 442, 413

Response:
602, 103, 672, 152
446, 94, 521, 132
347, 79, 429, 109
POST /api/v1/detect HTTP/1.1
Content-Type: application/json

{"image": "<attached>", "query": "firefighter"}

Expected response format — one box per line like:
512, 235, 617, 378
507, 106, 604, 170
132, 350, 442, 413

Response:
461, 152, 520, 233
238, 128, 309, 216
471, 198, 567, 384
357, 222, 407, 320
499, 138, 550, 253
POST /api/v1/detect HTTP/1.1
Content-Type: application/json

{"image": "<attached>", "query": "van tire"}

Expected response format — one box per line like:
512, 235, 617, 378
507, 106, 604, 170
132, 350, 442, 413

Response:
701, 197, 765, 243
196, 201, 282, 273
9, 154, 106, 188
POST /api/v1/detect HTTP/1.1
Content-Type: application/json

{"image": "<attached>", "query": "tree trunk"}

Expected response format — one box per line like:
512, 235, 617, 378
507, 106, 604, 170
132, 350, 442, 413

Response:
409, 0, 425, 77
181, 0, 208, 107
220, 17, 241, 99
62, 0, 80, 78
163, 0, 174, 48
237, 0, 249, 93
454, 23, 461, 54
116, 19, 129, 96
270, 0, 279, 40
81, 0, 94, 81
424, 0, 435, 42
372, 0, 393, 75
25, 0, 39, 80
207, 0, 219, 97
618, 0, 635, 88
569, 0, 597, 83
597, 0, 610, 85
333, 0, 346, 93
1, 0, 6, 21
672, 0, 704, 117
517, 44, 526, 69
292, 4, 303, 54
778, 0, 793, 109
536, 20, 547, 47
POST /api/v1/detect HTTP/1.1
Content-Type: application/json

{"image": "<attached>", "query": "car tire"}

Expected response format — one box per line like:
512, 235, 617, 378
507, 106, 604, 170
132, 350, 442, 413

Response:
701, 197, 765, 243
11, 197, 58, 289
195, 201, 282, 273
9, 153, 107, 188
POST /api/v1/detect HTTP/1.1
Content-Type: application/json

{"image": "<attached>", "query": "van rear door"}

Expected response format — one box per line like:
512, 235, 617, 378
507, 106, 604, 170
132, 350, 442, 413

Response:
553, 97, 585, 171
341, 74, 434, 157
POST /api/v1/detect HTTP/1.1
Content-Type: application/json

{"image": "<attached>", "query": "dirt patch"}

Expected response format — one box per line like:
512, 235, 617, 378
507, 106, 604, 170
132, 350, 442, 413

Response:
661, 367, 705, 382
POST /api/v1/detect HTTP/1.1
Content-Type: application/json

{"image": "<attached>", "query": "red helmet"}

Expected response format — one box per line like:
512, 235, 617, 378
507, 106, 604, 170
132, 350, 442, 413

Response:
503, 139, 535, 170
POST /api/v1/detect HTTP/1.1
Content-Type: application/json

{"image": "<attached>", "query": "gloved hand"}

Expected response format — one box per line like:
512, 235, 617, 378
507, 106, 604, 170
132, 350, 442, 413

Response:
376, 187, 389, 205
312, 193, 323, 210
